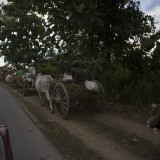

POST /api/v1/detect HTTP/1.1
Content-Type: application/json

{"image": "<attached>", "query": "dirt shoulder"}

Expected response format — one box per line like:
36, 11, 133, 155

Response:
3, 84, 160, 160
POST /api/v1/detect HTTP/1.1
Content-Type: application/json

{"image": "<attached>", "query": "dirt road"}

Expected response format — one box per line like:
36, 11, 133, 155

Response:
3, 84, 160, 160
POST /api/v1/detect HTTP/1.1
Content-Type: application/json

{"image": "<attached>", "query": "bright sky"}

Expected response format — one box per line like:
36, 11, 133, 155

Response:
0, 0, 160, 66
0, 0, 7, 66
139, 0, 160, 30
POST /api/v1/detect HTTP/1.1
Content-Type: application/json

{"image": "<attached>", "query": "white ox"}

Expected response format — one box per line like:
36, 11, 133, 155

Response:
35, 73, 55, 113
6, 74, 14, 87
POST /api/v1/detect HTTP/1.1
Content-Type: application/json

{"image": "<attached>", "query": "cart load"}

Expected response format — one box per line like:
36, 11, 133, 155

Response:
53, 76, 105, 119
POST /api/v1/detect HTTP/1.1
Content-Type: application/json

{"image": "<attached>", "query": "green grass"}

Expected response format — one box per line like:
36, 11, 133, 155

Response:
41, 121, 103, 160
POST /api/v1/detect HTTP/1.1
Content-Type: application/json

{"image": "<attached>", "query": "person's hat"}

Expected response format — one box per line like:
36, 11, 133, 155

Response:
73, 60, 79, 67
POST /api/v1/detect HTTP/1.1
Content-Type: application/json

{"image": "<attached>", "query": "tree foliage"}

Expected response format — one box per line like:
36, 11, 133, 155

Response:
30, 0, 156, 96
0, 0, 160, 104
0, 0, 47, 68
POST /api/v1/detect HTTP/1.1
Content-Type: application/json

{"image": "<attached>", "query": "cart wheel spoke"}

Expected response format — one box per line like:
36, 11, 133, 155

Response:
60, 104, 67, 114
54, 90, 59, 97
61, 101, 67, 105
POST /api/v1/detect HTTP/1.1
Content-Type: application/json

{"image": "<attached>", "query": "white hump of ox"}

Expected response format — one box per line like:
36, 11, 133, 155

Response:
151, 103, 158, 109
35, 73, 55, 113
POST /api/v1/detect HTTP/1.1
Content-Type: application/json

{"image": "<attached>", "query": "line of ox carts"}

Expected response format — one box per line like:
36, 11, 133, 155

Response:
0, 72, 105, 119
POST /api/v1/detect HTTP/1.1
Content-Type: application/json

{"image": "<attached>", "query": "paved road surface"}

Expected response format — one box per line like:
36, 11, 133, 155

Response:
0, 85, 67, 160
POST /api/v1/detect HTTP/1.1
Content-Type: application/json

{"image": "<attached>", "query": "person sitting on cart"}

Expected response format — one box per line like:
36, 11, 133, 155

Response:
28, 63, 36, 78
71, 60, 85, 84
16, 66, 23, 76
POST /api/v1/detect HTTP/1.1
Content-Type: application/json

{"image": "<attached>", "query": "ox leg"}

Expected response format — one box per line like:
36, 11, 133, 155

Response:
32, 79, 35, 87
37, 91, 44, 106
45, 91, 54, 113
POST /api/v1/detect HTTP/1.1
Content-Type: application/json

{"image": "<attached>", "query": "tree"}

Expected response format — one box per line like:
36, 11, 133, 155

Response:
0, 0, 46, 67
31, 0, 156, 94
0, 0, 157, 100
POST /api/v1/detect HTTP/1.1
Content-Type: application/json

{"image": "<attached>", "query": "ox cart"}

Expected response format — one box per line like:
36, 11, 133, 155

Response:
21, 73, 36, 96
52, 75, 105, 119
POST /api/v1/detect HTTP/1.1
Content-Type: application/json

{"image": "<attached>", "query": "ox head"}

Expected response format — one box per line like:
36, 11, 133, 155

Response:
147, 104, 160, 131
150, 103, 160, 116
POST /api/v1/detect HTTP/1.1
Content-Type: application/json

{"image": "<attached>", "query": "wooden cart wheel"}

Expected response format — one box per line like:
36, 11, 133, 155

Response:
53, 83, 70, 119
92, 80, 105, 109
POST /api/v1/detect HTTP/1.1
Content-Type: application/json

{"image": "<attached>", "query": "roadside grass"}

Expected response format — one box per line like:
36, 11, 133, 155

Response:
5, 85, 104, 160
41, 121, 103, 160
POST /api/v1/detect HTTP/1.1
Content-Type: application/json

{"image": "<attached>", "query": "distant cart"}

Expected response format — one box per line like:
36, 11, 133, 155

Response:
52, 75, 105, 119
21, 73, 36, 96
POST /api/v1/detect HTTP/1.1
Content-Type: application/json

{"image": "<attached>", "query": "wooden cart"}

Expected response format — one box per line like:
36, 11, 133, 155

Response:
21, 73, 36, 96
53, 79, 105, 119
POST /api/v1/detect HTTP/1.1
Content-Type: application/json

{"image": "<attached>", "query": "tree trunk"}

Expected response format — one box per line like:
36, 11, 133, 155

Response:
104, 46, 112, 98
